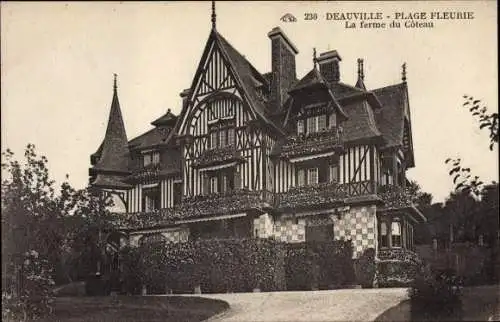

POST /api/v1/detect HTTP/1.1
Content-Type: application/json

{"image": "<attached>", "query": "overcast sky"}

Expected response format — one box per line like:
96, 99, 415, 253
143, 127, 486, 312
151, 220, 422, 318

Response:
1, 1, 497, 203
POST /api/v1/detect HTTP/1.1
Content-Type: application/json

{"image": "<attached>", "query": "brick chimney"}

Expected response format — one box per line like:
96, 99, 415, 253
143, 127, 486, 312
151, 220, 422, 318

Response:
268, 27, 299, 109
317, 50, 342, 83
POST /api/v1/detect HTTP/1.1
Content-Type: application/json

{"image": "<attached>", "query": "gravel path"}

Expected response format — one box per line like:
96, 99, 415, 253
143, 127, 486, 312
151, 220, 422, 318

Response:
199, 288, 408, 322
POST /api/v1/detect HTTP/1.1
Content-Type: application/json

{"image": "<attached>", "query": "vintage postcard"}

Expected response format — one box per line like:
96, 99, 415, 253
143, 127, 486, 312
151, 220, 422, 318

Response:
1, 1, 498, 321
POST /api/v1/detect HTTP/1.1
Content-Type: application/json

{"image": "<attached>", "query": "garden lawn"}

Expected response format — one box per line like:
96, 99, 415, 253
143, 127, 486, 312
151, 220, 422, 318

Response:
39, 296, 229, 322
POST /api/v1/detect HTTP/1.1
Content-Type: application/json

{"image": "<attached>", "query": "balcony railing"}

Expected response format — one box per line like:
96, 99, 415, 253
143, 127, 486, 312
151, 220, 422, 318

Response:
177, 189, 274, 219
280, 127, 343, 159
192, 145, 244, 168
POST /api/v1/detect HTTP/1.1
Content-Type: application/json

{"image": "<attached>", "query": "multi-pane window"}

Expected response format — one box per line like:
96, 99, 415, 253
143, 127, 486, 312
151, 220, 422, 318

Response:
379, 222, 389, 248
297, 113, 335, 135
142, 186, 160, 212
207, 171, 234, 194
143, 151, 160, 167
297, 169, 305, 186
297, 119, 304, 135
209, 121, 235, 149
307, 168, 318, 185
391, 221, 402, 247
329, 165, 338, 182
209, 176, 218, 194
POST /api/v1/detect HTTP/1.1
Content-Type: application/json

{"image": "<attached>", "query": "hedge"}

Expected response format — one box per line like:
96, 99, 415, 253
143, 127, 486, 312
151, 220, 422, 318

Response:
119, 238, 286, 294
376, 248, 423, 287
285, 240, 355, 290
118, 238, 354, 294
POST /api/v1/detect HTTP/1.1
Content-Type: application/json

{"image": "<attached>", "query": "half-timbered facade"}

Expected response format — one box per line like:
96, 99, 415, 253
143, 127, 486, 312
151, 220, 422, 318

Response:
89, 9, 425, 258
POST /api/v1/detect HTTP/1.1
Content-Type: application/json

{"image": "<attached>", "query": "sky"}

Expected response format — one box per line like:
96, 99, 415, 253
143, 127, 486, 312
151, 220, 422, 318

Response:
1, 1, 498, 203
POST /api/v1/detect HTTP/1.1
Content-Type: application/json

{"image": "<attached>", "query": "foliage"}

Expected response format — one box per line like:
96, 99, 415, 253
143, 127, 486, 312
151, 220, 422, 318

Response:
119, 238, 286, 294
192, 145, 243, 168
285, 240, 355, 290
462, 95, 498, 151
377, 248, 422, 287
2, 250, 55, 321
280, 127, 342, 158
354, 248, 376, 288
378, 184, 413, 209
408, 267, 463, 320
2, 144, 117, 301
277, 181, 348, 210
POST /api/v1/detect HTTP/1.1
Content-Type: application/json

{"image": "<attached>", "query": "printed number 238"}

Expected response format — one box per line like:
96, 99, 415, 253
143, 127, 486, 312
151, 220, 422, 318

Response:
304, 13, 318, 20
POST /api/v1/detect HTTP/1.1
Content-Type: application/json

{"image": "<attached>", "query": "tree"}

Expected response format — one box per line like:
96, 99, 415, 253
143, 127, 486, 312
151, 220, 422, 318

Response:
462, 95, 498, 151
2, 144, 118, 318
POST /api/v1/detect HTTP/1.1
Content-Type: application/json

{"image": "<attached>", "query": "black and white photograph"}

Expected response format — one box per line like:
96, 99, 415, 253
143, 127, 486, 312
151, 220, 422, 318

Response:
1, 1, 498, 321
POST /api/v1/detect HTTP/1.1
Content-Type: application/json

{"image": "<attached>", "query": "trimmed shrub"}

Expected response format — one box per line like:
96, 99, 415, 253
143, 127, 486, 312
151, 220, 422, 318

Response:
285, 240, 355, 290
355, 248, 376, 288
119, 238, 286, 294
377, 248, 422, 287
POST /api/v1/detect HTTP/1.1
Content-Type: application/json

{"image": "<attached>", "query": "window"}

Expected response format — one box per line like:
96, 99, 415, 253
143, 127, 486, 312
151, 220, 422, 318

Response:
307, 117, 317, 134
143, 151, 160, 167
219, 129, 227, 147
173, 182, 182, 206
297, 169, 305, 187
209, 120, 235, 149
318, 115, 327, 131
379, 222, 389, 248
329, 165, 338, 182
391, 221, 402, 247
227, 128, 235, 146
210, 131, 218, 149
297, 119, 304, 135
329, 113, 337, 128
209, 176, 218, 194
307, 168, 318, 185
142, 186, 160, 212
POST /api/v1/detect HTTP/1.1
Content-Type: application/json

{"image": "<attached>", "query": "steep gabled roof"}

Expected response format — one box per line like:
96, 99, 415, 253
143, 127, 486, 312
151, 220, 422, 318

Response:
342, 98, 382, 143
214, 31, 285, 136
151, 109, 177, 127
372, 83, 406, 148
92, 79, 130, 174
329, 82, 365, 98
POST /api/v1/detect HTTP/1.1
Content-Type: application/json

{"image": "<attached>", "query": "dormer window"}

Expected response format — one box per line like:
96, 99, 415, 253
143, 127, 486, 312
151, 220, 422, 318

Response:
297, 112, 335, 135
143, 151, 160, 167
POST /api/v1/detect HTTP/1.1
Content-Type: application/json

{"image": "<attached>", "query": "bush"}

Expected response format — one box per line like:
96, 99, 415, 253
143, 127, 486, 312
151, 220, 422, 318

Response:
408, 268, 463, 320
119, 238, 286, 294
355, 248, 376, 288
376, 248, 422, 287
285, 240, 354, 290
2, 250, 55, 321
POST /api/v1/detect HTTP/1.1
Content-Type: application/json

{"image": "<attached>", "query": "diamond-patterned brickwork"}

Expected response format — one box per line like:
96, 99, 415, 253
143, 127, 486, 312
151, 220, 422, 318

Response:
333, 205, 377, 258
273, 217, 306, 243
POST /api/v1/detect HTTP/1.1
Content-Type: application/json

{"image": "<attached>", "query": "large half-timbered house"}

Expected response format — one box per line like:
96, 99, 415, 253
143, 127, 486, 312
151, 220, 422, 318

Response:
89, 8, 425, 258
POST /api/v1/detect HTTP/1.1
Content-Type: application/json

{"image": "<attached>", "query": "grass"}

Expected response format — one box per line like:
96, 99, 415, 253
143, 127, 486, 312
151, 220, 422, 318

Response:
37, 296, 229, 322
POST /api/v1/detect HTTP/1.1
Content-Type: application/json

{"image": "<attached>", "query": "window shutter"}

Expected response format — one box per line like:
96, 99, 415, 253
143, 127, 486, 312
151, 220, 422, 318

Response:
307, 117, 316, 134
329, 113, 337, 128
